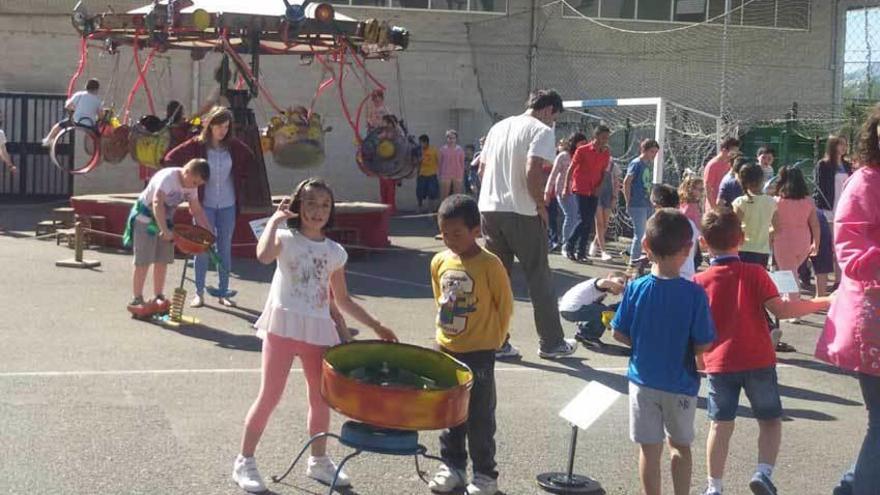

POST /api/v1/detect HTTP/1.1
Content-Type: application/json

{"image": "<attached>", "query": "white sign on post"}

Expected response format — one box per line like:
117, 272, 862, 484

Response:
559, 381, 622, 431
249, 216, 272, 241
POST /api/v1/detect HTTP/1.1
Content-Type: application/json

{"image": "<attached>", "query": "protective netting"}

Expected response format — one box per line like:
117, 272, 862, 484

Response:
558, 101, 724, 185
467, 0, 880, 169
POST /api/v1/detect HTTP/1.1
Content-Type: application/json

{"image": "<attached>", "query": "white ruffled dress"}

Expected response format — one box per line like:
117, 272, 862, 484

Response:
255, 229, 348, 346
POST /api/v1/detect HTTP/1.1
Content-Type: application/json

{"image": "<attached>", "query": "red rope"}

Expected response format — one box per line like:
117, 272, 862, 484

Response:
330, 49, 361, 144
221, 36, 285, 114
123, 34, 158, 122
66, 36, 89, 99
347, 43, 386, 92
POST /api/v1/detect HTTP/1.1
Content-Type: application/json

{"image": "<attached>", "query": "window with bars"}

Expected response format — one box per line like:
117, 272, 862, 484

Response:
563, 0, 810, 30
329, 0, 506, 13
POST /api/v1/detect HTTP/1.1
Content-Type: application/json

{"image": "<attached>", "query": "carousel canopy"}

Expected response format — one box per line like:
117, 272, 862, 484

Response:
74, 0, 409, 56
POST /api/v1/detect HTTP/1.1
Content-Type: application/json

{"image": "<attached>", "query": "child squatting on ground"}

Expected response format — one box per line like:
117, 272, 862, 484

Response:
232, 179, 397, 493
611, 208, 717, 495
693, 209, 832, 495
558, 271, 627, 348
124, 158, 212, 314
428, 194, 513, 495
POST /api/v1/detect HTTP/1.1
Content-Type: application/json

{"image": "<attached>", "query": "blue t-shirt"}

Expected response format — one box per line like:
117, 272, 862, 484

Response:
626, 158, 652, 208
611, 275, 716, 396
717, 173, 743, 207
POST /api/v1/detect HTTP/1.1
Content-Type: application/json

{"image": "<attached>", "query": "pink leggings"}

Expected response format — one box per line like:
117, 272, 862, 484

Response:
242, 332, 330, 453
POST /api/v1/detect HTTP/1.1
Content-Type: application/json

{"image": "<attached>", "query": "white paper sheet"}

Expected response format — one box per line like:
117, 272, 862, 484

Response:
769, 270, 800, 294
559, 381, 622, 431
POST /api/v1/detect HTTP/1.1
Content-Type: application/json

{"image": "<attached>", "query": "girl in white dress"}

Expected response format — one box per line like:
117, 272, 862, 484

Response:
232, 178, 397, 493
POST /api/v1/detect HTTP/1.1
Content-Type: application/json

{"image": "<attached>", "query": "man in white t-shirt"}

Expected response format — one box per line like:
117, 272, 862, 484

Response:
124, 158, 211, 315
42, 78, 103, 147
478, 89, 578, 359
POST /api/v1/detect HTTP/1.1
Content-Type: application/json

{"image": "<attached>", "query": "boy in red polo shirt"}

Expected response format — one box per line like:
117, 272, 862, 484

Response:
693, 209, 832, 495
563, 125, 610, 263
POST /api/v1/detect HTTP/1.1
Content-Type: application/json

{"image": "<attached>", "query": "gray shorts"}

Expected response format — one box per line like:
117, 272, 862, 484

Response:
629, 382, 697, 446
132, 220, 174, 266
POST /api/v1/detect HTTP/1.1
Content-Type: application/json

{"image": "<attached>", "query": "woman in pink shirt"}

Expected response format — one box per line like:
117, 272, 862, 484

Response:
438, 129, 465, 200
815, 107, 880, 495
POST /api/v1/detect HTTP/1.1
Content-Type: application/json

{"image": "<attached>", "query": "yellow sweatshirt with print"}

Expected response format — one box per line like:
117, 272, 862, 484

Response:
430, 248, 513, 353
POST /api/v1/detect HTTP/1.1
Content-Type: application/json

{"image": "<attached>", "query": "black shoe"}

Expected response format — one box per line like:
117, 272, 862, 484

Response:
574, 333, 604, 348
575, 256, 593, 265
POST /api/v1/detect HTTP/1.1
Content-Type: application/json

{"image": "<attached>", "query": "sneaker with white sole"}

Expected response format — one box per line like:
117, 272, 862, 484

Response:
588, 241, 598, 258
190, 294, 204, 308
600, 251, 613, 261
495, 341, 521, 360
538, 338, 578, 359
428, 464, 466, 493
467, 472, 499, 495
307, 455, 351, 487
232, 454, 267, 493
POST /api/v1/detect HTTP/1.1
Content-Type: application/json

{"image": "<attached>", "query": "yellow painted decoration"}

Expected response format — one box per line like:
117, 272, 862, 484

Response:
192, 9, 211, 31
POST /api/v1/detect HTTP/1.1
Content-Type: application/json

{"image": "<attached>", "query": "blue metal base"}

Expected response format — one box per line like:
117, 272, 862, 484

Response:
339, 421, 422, 455
272, 421, 446, 495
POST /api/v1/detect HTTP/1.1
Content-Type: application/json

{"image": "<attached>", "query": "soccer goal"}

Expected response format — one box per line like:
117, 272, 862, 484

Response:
560, 97, 725, 185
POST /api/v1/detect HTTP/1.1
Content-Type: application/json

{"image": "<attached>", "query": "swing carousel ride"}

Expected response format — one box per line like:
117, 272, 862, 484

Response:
64, 0, 412, 252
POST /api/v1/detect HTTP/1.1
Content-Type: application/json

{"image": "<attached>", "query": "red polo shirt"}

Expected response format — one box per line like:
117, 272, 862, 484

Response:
569, 142, 610, 196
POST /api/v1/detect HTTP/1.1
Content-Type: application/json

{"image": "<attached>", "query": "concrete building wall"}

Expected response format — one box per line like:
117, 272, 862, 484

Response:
0, 0, 848, 207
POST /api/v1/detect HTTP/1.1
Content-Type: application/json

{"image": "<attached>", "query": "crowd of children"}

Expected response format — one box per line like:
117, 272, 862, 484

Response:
111, 82, 875, 495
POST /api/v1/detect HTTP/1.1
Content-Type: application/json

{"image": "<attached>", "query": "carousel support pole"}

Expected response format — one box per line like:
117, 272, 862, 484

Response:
56, 221, 101, 269
249, 30, 260, 99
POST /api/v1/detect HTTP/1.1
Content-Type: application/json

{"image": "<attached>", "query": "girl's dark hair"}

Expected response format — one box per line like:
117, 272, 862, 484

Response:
198, 106, 233, 145
773, 166, 809, 199
825, 135, 843, 166
286, 178, 336, 231
567, 132, 588, 154
858, 105, 880, 168
738, 163, 764, 193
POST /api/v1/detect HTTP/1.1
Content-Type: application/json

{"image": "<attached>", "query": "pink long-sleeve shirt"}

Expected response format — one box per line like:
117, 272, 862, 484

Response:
815, 166, 880, 376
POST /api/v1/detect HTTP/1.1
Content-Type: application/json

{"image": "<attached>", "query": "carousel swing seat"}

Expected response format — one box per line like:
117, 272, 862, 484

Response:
128, 115, 170, 169
357, 125, 421, 180
262, 109, 328, 169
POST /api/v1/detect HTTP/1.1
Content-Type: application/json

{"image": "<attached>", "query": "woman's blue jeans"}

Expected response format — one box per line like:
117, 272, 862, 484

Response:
194, 205, 236, 297
628, 206, 651, 263
557, 193, 580, 247
833, 373, 880, 495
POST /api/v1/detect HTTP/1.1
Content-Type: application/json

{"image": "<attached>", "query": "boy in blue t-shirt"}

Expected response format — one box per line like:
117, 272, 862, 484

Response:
611, 208, 716, 495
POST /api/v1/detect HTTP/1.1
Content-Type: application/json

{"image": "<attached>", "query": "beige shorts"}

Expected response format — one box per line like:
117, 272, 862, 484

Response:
132, 220, 174, 266
629, 382, 697, 446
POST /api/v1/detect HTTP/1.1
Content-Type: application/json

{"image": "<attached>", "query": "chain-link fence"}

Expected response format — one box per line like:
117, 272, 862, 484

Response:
468, 0, 880, 176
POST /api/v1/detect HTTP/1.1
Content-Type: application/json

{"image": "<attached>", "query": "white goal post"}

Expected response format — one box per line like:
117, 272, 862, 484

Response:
562, 97, 723, 184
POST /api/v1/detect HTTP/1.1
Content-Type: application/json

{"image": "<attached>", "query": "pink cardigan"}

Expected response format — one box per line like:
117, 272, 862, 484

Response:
815, 166, 880, 376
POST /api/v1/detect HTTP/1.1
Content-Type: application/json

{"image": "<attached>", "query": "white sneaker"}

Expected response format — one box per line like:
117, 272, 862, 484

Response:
600, 251, 613, 261
190, 294, 204, 308
307, 455, 351, 487
495, 341, 521, 360
428, 464, 466, 493
467, 472, 499, 495
588, 241, 598, 258
41, 137, 51, 148
538, 338, 578, 359
232, 455, 267, 493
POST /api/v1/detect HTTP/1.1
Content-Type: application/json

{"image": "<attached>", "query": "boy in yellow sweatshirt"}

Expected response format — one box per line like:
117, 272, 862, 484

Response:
428, 194, 513, 495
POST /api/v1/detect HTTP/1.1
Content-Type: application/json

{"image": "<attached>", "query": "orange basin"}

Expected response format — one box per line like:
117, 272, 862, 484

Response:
172, 224, 215, 255
321, 341, 473, 431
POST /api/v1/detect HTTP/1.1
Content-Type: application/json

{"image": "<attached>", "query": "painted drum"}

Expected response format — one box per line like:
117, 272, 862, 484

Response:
172, 224, 215, 255
322, 341, 473, 431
